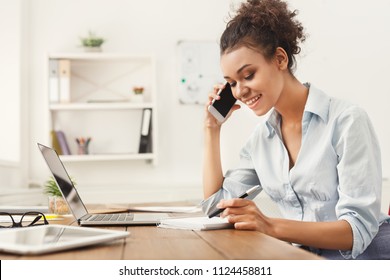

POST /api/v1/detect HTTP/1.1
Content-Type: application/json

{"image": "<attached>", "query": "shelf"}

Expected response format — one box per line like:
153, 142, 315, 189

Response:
49, 102, 155, 111
48, 52, 153, 61
59, 153, 156, 162
46, 52, 157, 165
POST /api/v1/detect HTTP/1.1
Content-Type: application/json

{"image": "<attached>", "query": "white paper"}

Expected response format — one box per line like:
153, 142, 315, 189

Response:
158, 216, 232, 231
0, 215, 35, 223
0, 205, 49, 214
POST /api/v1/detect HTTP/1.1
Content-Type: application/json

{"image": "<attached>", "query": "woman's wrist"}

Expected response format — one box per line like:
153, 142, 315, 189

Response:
204, 124, 221, 134
266, 218, 283, 239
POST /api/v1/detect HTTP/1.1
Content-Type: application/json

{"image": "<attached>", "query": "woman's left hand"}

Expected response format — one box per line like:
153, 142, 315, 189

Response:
218, 199, 274, 235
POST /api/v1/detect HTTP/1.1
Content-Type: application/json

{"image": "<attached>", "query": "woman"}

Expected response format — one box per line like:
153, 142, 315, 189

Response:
202, 0, 390, 259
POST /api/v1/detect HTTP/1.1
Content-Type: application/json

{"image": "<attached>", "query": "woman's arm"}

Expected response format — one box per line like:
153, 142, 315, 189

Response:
202, 84, 224, 199
219, 198, 353, 250
202, 84, 241, 199
271, 218, 353, 250
203, 126, 224, 199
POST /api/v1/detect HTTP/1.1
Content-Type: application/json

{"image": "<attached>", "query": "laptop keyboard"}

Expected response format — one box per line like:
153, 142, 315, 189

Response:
85, 213, 134, 222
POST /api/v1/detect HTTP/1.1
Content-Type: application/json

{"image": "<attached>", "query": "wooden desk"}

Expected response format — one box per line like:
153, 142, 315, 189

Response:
0, 209, 322, 260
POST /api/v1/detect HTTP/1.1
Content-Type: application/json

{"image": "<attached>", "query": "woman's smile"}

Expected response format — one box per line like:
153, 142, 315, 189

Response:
243, 94, 262, 109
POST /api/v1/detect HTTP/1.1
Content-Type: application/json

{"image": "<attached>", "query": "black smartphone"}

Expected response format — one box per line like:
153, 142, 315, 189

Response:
207, 83, 237, 123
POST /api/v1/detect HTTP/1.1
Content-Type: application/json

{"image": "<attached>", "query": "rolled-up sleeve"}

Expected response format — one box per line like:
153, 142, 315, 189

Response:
333, 106, 382, 259
201, 138, 262, 215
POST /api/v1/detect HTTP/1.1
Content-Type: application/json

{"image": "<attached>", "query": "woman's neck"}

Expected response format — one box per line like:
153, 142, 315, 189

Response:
274, 76, 309, 125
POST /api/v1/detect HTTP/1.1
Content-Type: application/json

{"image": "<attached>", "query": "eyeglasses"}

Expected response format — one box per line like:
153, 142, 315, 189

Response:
0, 211, 49, 228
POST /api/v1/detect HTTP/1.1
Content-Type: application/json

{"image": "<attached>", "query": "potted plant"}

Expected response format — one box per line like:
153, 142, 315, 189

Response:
44, 176, 73, 214
80, 31, 105, 52
131, 86, 144, 103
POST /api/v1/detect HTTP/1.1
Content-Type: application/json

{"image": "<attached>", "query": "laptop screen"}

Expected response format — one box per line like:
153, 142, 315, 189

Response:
38, 143, 88, 220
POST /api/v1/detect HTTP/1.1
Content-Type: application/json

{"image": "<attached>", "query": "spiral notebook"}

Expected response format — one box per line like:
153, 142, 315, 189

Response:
158, 216, 233, 231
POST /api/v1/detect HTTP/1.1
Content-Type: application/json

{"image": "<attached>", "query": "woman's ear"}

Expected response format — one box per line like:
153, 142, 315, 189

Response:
274, 47, 288, 70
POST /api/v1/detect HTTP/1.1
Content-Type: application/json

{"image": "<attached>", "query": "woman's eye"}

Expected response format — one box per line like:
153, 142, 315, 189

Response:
229, 82, 237, 87
244, 73, 254, 80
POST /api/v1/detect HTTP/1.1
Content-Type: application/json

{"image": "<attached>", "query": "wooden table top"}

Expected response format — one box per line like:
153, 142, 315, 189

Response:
0, 205, 322, 260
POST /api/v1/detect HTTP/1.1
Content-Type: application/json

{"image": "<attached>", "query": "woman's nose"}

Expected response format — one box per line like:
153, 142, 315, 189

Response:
235, 84, 249, 99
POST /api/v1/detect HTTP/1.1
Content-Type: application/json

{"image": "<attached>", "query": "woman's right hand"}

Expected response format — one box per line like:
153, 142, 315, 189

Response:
204, 83, 240, 129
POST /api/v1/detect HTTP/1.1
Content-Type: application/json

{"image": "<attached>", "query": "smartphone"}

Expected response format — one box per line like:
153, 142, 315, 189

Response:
207, 83, 237, 123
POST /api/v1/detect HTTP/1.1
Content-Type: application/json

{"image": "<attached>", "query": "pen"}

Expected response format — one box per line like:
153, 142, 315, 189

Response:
208, 185, 261, 218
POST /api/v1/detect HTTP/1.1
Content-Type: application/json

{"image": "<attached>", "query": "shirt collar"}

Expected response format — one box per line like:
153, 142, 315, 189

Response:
265, 83, 331, 137
265, 110, 280, 137
303, 83, 330, 123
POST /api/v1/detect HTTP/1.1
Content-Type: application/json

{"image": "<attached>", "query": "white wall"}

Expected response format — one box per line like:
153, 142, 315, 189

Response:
21, 0, 390, 204
0, 0, 29, 188
27, 0, 247, 203
0, 0, 21, 164
291, 0, 390, 180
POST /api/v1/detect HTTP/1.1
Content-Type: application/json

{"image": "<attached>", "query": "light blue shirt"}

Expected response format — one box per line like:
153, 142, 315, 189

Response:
202, 83, 390, 259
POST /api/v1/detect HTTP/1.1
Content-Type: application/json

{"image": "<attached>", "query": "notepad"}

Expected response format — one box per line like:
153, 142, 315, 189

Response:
158, 216, 233, 231
0, 205, 49, 214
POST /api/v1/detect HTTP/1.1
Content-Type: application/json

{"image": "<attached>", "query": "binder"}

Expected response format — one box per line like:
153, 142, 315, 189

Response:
50, 130, 63, 155
58, 59, 71, 103
138, 109, 152, 153
56, 130, 71, 155
48, 59, 59, 103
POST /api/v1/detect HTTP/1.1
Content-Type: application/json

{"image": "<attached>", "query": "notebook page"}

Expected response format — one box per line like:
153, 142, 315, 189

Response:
158, 216, 233, 231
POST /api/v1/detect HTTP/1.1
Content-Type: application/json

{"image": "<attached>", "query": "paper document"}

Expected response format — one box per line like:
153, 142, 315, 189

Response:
0, 215, 34, 223
158, 216, 233, 231
127, 206, 202, 213
0, 206, 49, 214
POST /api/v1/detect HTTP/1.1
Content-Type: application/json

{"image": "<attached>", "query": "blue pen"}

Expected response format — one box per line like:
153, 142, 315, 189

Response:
208, 185, 261, 218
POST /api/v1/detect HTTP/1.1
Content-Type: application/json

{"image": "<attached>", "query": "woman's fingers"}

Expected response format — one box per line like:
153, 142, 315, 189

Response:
208, 83, 225, 102
218, 198, 252, 209
218, 199, 258, 217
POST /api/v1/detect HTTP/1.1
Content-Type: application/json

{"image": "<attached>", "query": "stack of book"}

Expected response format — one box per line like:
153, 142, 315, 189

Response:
51, 130, 71, 155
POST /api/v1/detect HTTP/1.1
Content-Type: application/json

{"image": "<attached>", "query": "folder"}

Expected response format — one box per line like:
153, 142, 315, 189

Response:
50, 130, 63, 155
58, 59, 71, 103
139, 109, 152, 153
56, 130, 71, 155
49, 59, 59, 103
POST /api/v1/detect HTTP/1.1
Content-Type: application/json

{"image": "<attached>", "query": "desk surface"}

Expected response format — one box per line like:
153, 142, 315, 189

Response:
0, 205, 322, 260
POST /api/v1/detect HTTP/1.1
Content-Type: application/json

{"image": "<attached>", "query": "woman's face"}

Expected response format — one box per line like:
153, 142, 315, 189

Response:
220, 46, 285, 116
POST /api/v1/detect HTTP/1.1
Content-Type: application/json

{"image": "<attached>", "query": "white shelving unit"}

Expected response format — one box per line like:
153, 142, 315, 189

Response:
46, 52, 158, 165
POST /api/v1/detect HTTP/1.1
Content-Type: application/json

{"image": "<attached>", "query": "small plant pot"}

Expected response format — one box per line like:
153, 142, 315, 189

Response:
84, 46, 102, 52
48, 196, 70, 215
131, 94, 144, 103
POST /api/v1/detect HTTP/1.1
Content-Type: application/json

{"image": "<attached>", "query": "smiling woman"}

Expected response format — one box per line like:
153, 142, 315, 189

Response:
202, 0, 390, 260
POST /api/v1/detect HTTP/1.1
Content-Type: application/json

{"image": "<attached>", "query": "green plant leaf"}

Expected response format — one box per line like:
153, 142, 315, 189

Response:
80, 31, 105, 47
44, 176, 76, 197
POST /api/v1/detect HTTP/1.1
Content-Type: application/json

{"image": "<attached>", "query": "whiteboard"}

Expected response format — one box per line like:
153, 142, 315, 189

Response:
177, 40, 222, 105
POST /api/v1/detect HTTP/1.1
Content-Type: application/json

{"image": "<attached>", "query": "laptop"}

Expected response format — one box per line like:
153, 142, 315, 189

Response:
37, 143, 169, 226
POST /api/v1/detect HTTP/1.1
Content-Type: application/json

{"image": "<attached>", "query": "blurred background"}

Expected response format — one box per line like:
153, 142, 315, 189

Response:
0, 0, 389, 213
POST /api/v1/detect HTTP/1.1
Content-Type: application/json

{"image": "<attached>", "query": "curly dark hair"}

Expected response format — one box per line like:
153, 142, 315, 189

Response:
220, 0, 306, 72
